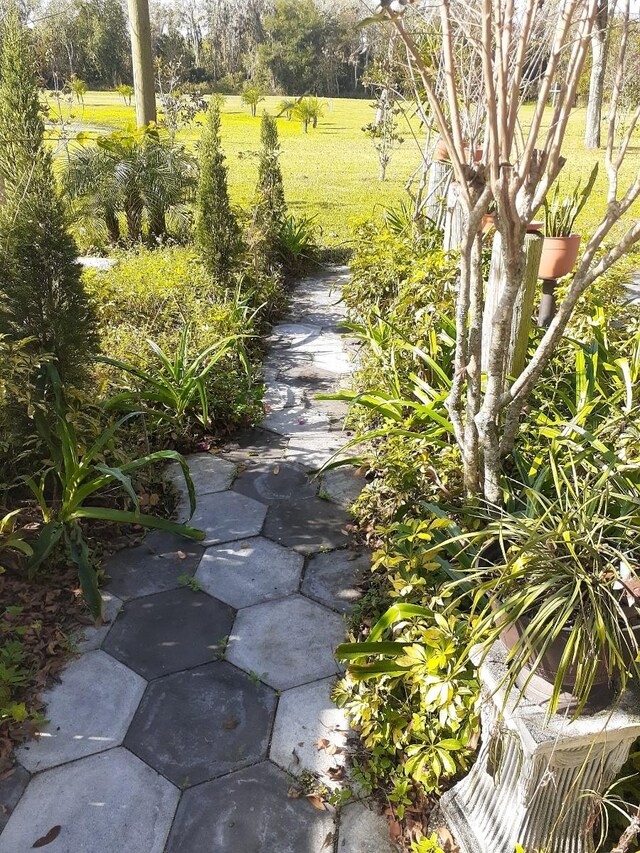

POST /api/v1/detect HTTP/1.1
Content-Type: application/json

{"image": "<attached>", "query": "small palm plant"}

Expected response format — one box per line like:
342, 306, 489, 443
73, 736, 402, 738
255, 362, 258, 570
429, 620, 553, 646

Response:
241, 83, 265, 117
64, 126, 197, 244
278, 98, 297, 120
116, 84, 134, 106
293, 97, 324, 133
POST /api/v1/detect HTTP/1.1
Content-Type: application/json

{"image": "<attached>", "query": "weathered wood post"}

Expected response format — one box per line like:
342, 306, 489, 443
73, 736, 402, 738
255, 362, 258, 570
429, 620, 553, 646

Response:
444, 180, 466, 251
425, 160, 453, 232
481, 230, 544, 379
127, 0, 157, 127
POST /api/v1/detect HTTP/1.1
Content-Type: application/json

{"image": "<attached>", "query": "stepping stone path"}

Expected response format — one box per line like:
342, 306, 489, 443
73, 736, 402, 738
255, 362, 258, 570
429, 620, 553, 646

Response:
0, 268, 399, 853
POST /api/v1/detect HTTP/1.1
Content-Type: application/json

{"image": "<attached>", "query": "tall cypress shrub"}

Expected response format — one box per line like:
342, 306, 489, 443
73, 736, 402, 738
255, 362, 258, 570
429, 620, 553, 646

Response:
195, 99, 241, 282
0, 6, 97, 386
249, 112, 287, 273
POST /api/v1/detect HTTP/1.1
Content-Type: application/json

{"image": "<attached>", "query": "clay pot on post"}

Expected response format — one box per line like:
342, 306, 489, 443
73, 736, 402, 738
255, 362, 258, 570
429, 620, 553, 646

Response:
434, 138, 483, 164
537, 234, 581, 326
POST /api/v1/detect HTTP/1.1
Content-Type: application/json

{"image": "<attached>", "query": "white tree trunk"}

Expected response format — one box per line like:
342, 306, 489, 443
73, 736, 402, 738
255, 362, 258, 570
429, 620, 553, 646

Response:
444, 181, 466, 251
584, 0, 609, 149
426, 160, 452, 231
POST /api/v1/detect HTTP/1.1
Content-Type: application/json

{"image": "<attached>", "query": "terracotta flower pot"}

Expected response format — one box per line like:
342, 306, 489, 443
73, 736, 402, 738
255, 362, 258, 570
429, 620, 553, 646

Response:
434, 139, 483, 164
538, 234, 581, 279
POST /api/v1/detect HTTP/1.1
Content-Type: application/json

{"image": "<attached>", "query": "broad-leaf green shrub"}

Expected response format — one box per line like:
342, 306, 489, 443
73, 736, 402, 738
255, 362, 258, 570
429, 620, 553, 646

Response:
333, 515, 480, 808
84, 247, 264, 442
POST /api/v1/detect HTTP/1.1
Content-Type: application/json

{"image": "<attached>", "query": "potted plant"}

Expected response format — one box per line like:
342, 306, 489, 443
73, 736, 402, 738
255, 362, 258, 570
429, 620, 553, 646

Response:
434, 137, 483, 164
538, 164, 599, 280
450, 461, 640, 716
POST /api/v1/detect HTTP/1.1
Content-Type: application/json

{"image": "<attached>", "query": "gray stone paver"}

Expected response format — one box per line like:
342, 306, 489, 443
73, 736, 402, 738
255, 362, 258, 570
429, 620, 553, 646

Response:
105, 529, 205, 600
231, 460, 317, 504
263, 495, 351, 554
0, 749, 178, 853
0, 767, 29, 833
168, 451, 236, 496
196, 537, 304, 608
1, 266, 394, 853
103, 588, 234, 679
226, 595, 344, 690
338, 802, 401, 852
125, 662, 276, 787
17, 650, 145, 773
181, 489, 268, 545
270, 677, 349, 786
164, 761, 335, 853
302, 549, 368, 613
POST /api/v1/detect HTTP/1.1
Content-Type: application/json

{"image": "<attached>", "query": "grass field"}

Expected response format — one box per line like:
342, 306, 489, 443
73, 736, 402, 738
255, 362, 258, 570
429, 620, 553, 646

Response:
48, 91, 640, 248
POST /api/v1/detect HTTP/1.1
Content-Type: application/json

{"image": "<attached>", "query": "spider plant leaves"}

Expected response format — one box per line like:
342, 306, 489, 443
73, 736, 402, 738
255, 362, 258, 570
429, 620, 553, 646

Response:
27, 522, 64, 574
543, 164, 599, 237
66, 523, 103, 620
71, 507, 204, 541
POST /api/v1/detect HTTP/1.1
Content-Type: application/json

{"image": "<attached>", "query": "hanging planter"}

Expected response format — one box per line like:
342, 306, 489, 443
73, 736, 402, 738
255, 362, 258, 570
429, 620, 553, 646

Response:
434, 137, 483, 163
538, 234, 581, 279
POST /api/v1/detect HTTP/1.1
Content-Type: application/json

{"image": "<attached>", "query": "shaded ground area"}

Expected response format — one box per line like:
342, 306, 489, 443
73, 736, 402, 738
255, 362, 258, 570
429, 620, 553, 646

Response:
0, 268, 398, 853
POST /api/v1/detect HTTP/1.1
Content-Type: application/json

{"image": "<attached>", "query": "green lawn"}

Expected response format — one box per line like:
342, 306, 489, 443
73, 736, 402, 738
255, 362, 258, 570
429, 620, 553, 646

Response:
52, 92, 423, 247
49, 91, 639, 247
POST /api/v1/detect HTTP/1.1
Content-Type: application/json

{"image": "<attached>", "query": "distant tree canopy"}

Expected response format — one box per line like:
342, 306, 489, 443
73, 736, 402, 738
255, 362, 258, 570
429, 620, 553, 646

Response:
33, 0, 131, 88
23, 0, 382, 96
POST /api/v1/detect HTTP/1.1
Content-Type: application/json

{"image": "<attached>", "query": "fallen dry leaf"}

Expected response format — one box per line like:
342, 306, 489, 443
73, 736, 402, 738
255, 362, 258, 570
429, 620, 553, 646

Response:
291, 748, 300, 766
327, 766, 344, 781
287, 786, 301, 799
306, 794, 326, 812
176, 550, 187, 560
315, 738, 330, 751
32, 825, 61, 848
272, 464, 280, 475
321, 831, 334, 849
221, 717, 239, 731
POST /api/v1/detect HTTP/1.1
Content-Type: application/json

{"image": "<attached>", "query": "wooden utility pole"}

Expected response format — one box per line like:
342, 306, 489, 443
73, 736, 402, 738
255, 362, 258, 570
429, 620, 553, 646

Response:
127, 0, 156, 127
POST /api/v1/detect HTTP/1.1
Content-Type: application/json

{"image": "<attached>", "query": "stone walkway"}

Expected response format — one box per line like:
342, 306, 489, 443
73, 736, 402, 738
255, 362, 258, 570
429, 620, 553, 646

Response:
0, 268, 397, 853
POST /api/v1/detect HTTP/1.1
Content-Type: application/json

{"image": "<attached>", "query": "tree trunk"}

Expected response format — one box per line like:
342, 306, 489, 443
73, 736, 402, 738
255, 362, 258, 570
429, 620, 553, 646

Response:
482, 230, 544, 379
127, 0, 156, 127
584, 0, 609, 149
444, 181, 466, 251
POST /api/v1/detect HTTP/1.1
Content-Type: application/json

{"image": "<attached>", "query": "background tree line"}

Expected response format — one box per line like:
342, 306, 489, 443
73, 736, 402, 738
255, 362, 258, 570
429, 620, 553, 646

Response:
16, 0, 383, 96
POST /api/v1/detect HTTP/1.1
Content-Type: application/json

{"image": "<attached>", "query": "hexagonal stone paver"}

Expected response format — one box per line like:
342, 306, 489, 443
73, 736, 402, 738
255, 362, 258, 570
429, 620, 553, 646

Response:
180, 490, 268, 545
302, 550, 368, 613
220, 427, 289, 463
196, 537, 304, 608
0, 749, 178, 853
270, 677, 349, 786
76, 589, 122, 651
337, 802, 399, 852
16, 650, 145, 773
168, 451, 236, 496
263, 496, 350, 554
232, 462, 316, 505
226, 595, 344, 690
284, 430, 350, 471
103, 588, 234, 680
320, 467, 365, 509
164, 761, 335, 853
263, 404, 330, 436
106, 530, 205, 600
125, 661, 276, 787
0, 766, 29, 833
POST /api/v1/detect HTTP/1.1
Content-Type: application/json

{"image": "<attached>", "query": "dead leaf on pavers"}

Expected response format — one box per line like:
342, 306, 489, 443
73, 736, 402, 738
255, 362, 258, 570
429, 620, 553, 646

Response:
388, 819, 402, 841
221, 717, 239, 731
32, 825, 61, 847
291, 748, 300, 766
327, 765, 344, 781
306, 794, 326, 811
175, 551, 187, 560
315, 738, 330, 750
321, 831, 334, 849
287, 786, 301, 799
273, 464, 280, 475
